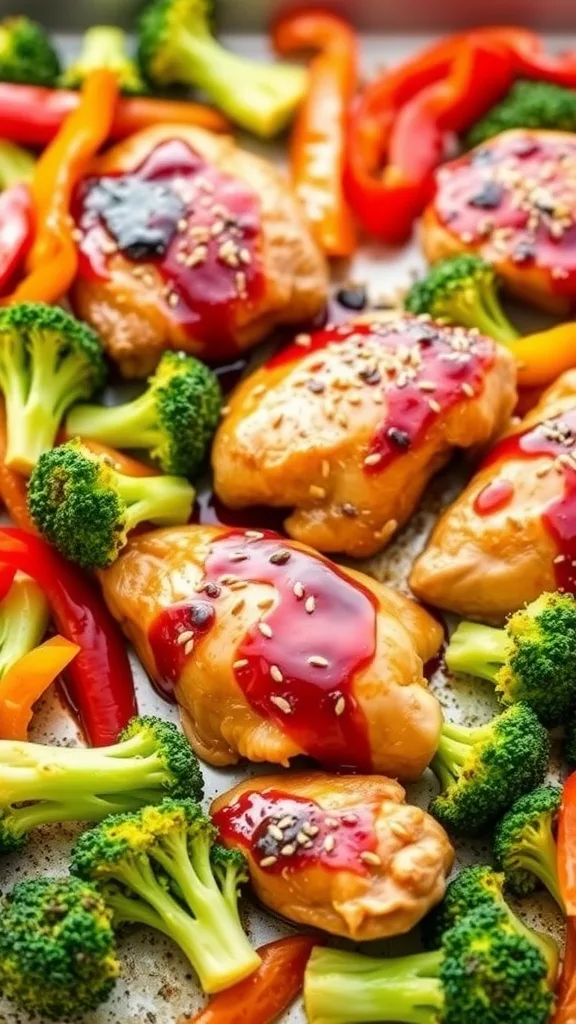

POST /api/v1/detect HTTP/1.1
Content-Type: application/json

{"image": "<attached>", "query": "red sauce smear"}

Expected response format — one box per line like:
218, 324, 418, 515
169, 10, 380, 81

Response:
434, 132, 576, 300
267, 319, 494, 474
213, 789, 377, 875
481, 409, 576, 592
148, 529, 377, 771
73, 139, 265, 362
473, 478, 515, 515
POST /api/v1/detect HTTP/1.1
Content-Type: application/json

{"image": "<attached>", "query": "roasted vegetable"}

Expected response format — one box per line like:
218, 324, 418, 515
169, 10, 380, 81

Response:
0, 572, 48, 679
467, 80, 576, 148
493, 785, 564, 908
60, 26, 146, 94
0, 139, 35, 188
0, 16, 60, 87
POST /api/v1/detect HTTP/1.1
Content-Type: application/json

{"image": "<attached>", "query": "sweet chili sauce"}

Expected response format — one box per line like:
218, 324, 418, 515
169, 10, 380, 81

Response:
474, 410, 576, 592
73, 138, 265, 361
212, 789, 378, 875
148, 529, 377, 771
435, 133, 576, 300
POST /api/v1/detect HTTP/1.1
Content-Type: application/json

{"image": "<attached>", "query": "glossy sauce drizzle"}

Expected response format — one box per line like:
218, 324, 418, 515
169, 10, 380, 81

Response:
213, 789, 378, 875
74, 139, 265, 361
268, 319, 494, 474
148, 530, 377, 770
478, 409, 576, 592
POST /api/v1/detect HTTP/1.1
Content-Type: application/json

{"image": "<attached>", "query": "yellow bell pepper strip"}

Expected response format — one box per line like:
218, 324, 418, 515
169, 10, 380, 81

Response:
511, 322, 576, 389
3, 69, 118, 305
0, 635, 79, 740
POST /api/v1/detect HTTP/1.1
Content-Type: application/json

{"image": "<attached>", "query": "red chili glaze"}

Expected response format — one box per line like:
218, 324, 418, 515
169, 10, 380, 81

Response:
73, 139, 265, 361
213, 789, 378, 875
482, 410, 576, 592
268, 318, 494, 474
434, 132, 576, 299
473, 478, 515, 515
148, 529, 377, 770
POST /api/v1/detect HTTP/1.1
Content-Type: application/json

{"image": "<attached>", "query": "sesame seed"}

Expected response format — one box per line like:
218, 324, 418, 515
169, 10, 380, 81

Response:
305, 596, 316, 614
267, 824, 284, 841
295, 333, 312, 347
167, 292, 179, 308
309, 484, 326, 500
389, 821, 411, 840
229, 552, 248, 562
323, 835, 336, 853
259, 856, 278, 867
177, 630, 194, 646
270, 550, 291, 565
278, 816, 295, 830
428, 398, 441, 413
364, 452, 382, 467
293, 582, 305, 599
325, 817, 339, 828
417, 380, 437, 392
231, 599, 245, 615
270, 665, 283, 683
272, 413, 283, 428
219, 574, 237, 586
303, 823, 319, 837
334, 695, 346, 716
296, 831, 309, 845
321, 460, 330, 478
258, 622, 273, 638
245, 530, 264, 541
253, 384, 266, 397
360, 851, 382, 866
342, 502, 358, 517
258, 598, 275, 610
221, 405, 231, 416
229, 580, 248, 591
308, 655, 329, 668
281, 844, 296, 856
270, 695, 292, 714
233, 659, 249, 670
343, 814, 358, 825
461, 382, 475, 398
184, 639, 195, 656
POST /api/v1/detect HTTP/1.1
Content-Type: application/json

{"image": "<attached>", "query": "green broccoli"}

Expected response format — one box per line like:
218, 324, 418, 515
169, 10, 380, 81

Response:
566, 712, 576, 765
0, 875, 119, 1020
304, 904, 554, 1024
0, 140, 35, 190
429, 703, 550, 835
445, 592, 576, 727
0, 715, 202, 853
70, 799, 261, 994
28, 439, 195, 568
0, 16, 61, 87
60, 26, 147, 94
493, 785, 564, 910
405, 254, 519, 344
137, 0, 307, 138
67, 350, 222, 478
0, 302, 106, 476
467, 80, 576, 148
0, 573, 49, 679
421, 864, 559, 984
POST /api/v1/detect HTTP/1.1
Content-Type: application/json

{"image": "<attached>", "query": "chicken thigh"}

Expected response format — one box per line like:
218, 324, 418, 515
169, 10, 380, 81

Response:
411, 369, 576, 622
213, 314, 516, 558
211, 773, 454, 941
422, 129, 576, 315
70, 125, 328, 376
99, 524, 443, 779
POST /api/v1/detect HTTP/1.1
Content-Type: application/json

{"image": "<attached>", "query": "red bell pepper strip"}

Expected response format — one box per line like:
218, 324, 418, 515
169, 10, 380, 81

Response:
187, 936, 317, 1024
553, 919, 576, 1023
0, 183, 33, 296
0, 82, 230, 149
558, 771, 576, 915
272, 10, 357, 258
0, 528, 137, 746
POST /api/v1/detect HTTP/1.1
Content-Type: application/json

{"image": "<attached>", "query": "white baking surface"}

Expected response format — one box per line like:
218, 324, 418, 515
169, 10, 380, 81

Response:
0, 30, 572, 1024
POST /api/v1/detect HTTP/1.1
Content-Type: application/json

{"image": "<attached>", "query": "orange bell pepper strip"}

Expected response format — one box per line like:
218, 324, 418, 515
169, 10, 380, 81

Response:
187, 935, 318, 1024
558, 771, 576, 915
510, 323, 576, 389
272, 11, 357, 258
0, 634, 79, 740
3, 69, 118, 305
553, 919, 576, 1023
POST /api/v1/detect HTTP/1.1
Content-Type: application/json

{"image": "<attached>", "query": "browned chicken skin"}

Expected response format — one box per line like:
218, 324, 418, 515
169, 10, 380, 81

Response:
213, 314, 517, 558
71, 125, 328, 377
211, 773, 454, 942
99, 524, 443, 779
422, 129, 576, 315
410, 369, 576, 622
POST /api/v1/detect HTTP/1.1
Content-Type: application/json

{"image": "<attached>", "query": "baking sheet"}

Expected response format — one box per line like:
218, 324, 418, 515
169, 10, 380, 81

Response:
0, 28, 572, 1024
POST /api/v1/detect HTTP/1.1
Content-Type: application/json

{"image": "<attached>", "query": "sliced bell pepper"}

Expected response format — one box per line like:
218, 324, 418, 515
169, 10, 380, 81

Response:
510, 323, 576, 389
0, 634, 79, 740
273, 10, 357, 257
558, 771, 576, 915
188, 936, 318, 1024
0, 183, 33, 296
553, 919, 576, 1023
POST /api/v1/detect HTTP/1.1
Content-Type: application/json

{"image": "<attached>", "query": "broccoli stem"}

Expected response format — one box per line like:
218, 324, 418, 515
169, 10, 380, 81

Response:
67, 392, 159, 449
75, 26, 130, 70
474, 288, 520, 345
304, 948, 444, 1024
0, 575, 49, 679
3, 792, 149, 840
431, 721, 492, 789
117, 471, 194, 528
445, 621, 509, 683
517, 823, 565, 910
0, 140, 35, 189
105, 887, 175, 935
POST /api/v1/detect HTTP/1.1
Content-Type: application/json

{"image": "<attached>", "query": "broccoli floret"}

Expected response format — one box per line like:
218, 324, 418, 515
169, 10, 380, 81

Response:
0, 573, 49, 679
429, 703, 550, 836
445, 592, 576, 727
466, 80, 576, 148
137, 0, 307, 138
70, 799, 261, 994
67, 351, 222, 478
0, 875, 119, 1020
422, 865, 559, 984
304, 904, 553, 1024
493, 785, 564, 910
566, 713, 576, 765
28, 439, 195, 568
0, 140, 35, 189
0, 715, 202, 853
0, 303, 106, 476
0, 16, 61, 87
405, 254, 519, 344
60, 26, 147, 94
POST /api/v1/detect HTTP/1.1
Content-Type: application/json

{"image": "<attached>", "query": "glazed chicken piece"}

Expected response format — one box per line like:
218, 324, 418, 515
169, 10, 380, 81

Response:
99, 524, 443, 779
422, 129, 576, 315
212, 314, 516, 558
411, 369, 576, 622
70, 125, 328, 377
211, 773, 454, 942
